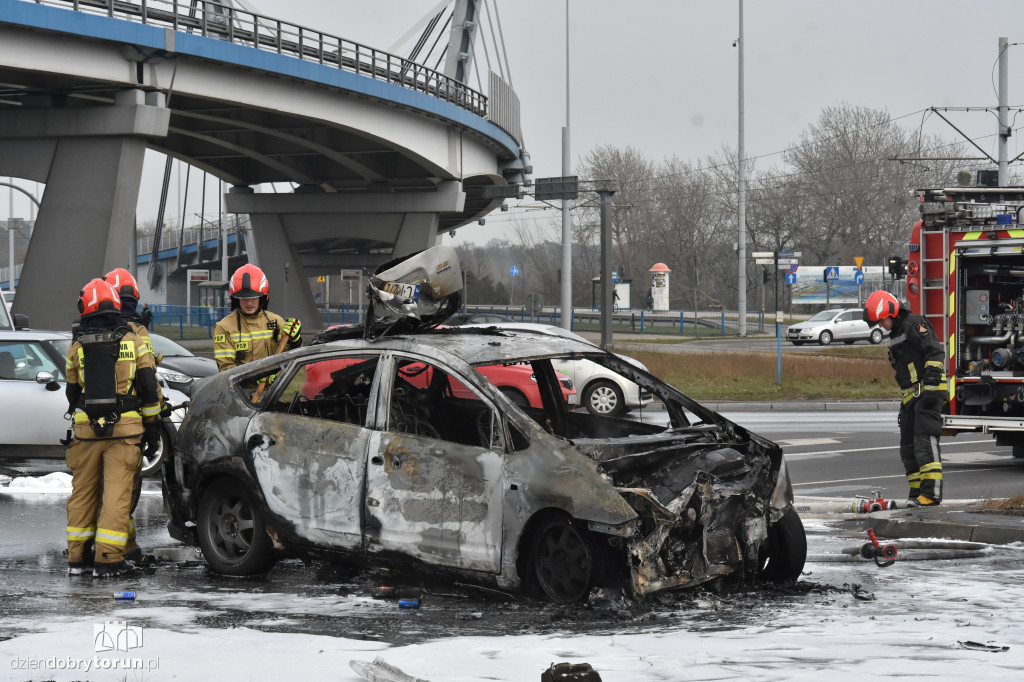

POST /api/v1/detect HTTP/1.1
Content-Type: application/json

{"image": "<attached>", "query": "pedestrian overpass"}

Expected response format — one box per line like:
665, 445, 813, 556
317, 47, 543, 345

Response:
0, 0, 528, 329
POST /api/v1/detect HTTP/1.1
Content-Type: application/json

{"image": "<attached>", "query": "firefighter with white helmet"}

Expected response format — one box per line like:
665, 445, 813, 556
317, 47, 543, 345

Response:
64, 279, 162, 577
863, 290, 946, 507
213, 264, 302, 372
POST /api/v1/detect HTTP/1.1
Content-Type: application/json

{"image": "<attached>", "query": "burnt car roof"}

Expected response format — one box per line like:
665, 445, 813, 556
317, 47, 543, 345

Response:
300, 326, 602, 367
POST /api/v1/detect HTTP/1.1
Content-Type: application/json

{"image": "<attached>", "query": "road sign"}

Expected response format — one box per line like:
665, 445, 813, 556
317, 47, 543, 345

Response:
785, 272, 797, 285
754, 258, 775, 265
854, 270, 865, 285
317, 275, 326, 282
775, 258, 798, 266
854, 256, 864, 270
779, 250, 801, 258
534, 176, 579, 201
510, 265, 520, 277
612, 270, 619, 283
786, 263, 799, 274
751, 251, 774, 258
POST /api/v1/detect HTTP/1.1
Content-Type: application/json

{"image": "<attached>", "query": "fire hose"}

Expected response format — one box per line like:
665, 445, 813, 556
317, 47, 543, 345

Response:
806, 535, 992, 564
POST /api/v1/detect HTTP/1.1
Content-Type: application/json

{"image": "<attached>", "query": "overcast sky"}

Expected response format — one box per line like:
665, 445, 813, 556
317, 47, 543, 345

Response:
243, 0, 1024, 244
6, 0, 1024, 244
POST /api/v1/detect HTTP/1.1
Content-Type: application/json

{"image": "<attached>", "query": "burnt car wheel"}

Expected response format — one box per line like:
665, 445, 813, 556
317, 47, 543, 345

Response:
584, 380, 625, 417
197, 478, 276, 576
759, 508, 807, 582
140, 423, 171, 477
529, 515, 595, 603
869, 328, 884, 345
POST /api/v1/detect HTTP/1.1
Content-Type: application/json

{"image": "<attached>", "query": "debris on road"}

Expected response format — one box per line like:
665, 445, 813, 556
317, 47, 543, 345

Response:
957, 640, 1009, 653
350, 656, 429, 682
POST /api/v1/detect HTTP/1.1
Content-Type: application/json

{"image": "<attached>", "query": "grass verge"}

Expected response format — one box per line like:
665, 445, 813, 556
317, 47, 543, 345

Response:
631, 348, 896, 401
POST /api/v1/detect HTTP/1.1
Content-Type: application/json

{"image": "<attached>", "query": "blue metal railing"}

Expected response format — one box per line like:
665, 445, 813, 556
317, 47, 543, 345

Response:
147, 303, 769, 341
38, 0, 487, 117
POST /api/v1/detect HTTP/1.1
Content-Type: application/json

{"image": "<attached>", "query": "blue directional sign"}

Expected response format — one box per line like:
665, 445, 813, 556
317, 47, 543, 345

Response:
510, 265, 520, 277
785, 272, 797, 285
853, 270, 865, 286
824, 267, 840, 280
612, 270, 619, 283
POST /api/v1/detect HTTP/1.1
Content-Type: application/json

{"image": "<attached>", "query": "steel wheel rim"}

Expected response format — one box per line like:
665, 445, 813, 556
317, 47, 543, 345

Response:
209, 494, 255, 563
589, 385, 619, 414
535, 523, 592, 602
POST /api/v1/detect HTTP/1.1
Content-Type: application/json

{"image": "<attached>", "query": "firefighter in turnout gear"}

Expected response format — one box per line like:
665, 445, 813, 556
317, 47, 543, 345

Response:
863, 290, 946, 507
103, 267, 163, 563
213, 264, 302, 372
64, 279, 162, 577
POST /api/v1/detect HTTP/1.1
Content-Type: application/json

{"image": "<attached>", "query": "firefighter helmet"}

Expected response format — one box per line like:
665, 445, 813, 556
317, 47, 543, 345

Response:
78, 278, 121, 318
863, 290, 899, 326
229, 264, 269, 310
103, 267, 139, 301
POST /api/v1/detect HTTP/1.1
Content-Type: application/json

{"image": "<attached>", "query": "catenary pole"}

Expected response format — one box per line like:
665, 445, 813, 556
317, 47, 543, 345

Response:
736, 0, 747, 336
559, 0, 572, 329
998, 36, 1009, 186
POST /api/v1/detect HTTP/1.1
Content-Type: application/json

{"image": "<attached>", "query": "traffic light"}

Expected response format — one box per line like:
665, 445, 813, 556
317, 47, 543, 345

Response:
887, 255, 906, 280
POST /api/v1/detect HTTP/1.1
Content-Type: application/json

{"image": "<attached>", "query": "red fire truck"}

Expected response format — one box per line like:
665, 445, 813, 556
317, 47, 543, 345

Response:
907, 186, 1024, 457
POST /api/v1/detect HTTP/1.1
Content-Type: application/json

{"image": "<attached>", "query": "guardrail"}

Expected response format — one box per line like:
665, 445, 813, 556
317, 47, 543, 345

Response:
34, 0, 487, 117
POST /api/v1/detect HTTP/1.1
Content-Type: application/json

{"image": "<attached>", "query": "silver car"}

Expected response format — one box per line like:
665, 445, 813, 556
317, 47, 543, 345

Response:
786, 308, 885, 346
0, 329, 186, 476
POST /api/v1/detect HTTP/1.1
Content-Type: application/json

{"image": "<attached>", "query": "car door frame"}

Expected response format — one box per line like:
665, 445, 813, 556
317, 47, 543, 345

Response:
363, 349, 506, 573
243, 350, 385, 551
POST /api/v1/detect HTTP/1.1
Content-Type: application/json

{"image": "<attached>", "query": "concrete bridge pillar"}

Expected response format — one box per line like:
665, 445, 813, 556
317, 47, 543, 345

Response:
226, 182, 464, 330
0, 90, 169, 329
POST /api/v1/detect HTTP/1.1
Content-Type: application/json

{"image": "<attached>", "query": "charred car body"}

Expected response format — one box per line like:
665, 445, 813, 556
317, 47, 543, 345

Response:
163, 328, 804, 602
162, 246, 804, 602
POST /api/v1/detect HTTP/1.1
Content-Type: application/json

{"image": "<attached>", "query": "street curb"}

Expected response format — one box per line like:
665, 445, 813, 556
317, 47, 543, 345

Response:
707, 401, 898, 412
841, 509, 1024, 545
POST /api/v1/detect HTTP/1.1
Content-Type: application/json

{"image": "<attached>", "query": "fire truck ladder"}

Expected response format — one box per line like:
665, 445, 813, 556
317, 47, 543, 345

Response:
917, 226, 951, 356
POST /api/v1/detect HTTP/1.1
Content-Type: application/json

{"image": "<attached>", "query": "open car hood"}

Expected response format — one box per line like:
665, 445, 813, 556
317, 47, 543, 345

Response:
363, 245, 463, 339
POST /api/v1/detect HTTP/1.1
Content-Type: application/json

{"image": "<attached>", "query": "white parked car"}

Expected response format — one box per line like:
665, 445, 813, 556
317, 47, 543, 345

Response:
786, 308, 886, 346
0, 329, 187, 476
461, 322, 654, 417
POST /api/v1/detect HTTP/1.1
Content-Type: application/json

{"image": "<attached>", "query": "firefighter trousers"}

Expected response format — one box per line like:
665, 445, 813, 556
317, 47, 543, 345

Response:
65, 428, 143, 566
898, 395, 943, 501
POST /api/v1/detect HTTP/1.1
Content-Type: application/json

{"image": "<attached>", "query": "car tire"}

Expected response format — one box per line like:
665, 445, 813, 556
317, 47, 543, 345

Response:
197, 478, 276, 576
1012, 445, 1024, 459
758, 508, 807, 583
528, 514, 595, 603
583, 380, 625, 417
140, 422, 171, 478
869, 328, 884, 345
818, 330, 833, 346
500, 388, 530, 408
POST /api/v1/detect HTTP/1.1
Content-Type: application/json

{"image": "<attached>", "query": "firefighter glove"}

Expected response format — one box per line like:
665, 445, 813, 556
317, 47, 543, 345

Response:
142, 423, 161, 458
283, 318, 302, 343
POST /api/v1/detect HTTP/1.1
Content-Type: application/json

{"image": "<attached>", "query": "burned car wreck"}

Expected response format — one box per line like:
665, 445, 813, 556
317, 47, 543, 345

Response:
163, 327, 805, 603
163, 245, 804, 603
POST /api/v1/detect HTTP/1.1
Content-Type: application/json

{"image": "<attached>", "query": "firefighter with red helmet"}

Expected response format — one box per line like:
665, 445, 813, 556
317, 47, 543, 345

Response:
213, 264, 302, 372
863, 290, 946, 507
103, 267, 163, 563
64, 279, 162, 577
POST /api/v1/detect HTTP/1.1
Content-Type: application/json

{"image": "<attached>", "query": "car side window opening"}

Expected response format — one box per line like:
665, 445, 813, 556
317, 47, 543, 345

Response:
0, 341, 62, 381
389, 357, 505, 450
266, 354, 379, 427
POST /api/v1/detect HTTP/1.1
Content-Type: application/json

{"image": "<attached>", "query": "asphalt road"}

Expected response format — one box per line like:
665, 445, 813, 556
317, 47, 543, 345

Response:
722, 410, 1024, 502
